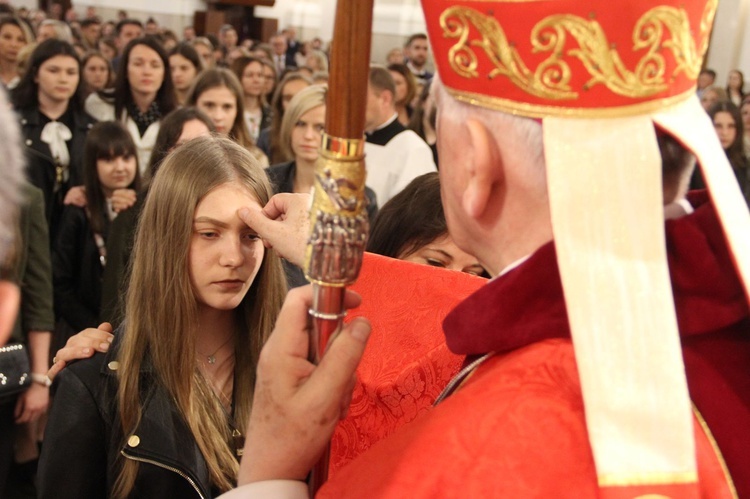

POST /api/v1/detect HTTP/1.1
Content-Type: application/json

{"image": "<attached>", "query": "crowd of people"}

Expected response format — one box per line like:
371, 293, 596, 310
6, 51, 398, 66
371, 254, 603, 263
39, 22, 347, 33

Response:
0, 0, 748, 498
0, 3, 445, 498
696, 67, 750, 201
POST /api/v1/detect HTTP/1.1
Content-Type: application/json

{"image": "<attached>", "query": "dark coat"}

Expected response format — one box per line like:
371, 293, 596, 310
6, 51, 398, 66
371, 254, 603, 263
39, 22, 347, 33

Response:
38, 338, 216, 499
100, 196, 144, 327
17, 106, 96, 241
52, 205, 106, 333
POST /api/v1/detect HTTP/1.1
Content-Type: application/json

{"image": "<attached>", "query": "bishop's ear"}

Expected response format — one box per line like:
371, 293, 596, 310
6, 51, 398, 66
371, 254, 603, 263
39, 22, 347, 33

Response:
462, 118, 502, 219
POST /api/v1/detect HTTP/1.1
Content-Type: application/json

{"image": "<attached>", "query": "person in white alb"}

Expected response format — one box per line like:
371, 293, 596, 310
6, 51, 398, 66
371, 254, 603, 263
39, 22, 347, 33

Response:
364, 65, 436, 205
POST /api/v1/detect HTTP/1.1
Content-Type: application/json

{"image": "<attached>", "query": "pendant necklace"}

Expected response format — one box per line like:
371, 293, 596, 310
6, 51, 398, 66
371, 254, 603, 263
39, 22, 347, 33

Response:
198, 335, 234, 365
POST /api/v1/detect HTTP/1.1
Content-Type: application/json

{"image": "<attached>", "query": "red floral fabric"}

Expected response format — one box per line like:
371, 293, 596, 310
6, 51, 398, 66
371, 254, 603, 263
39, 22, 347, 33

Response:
330, 253, 486, 472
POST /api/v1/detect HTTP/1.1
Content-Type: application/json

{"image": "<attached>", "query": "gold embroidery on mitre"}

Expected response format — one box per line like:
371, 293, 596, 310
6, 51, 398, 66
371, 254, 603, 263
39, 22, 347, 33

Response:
439, 2, 717, 100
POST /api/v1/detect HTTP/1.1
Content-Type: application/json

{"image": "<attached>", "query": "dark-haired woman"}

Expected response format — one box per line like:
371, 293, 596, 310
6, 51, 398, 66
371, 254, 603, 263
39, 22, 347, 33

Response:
169, 42, 203, 105
12, 38, 96, 241
53, 121, 140, 342
388, 63, 416, 126
85, 36, 177, 173
714, 101, 748, 202
692, 101, 749, 205
727, 69, 745, 107
368, 172, 486, 276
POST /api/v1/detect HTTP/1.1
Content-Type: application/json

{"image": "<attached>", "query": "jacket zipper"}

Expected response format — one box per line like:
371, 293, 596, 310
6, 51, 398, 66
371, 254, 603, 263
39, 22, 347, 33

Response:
120, 450, 206, 499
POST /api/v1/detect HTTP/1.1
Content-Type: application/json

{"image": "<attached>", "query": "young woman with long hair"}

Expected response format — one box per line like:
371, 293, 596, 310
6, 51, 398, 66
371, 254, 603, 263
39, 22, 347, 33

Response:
185, 67, 268, 167
100, 107, 216, 325
12, 38, 96, 241
52, 121, 140, 339
726, 69, 745, 107
387, 63, 416, 126
712, 101, 748, 192
256, 71, 312, 162
231, 56, 271, 142
38, 136, 286, 498
741, 96, 750, 158
169, 42, 204, 105
85, 36, 177, 171
692, 101, 749, 202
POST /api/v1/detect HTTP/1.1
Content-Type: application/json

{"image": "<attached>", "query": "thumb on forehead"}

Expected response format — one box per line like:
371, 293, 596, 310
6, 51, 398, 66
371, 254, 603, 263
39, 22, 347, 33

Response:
238, 204, 270, 232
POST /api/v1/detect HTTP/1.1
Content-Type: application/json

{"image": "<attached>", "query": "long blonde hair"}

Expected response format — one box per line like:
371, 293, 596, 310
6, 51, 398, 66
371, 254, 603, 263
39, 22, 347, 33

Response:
279, 84, 327, 162
114, 136, 286, 497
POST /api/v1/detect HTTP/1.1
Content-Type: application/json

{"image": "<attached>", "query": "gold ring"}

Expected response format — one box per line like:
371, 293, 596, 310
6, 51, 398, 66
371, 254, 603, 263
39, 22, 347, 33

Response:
52, 356, 57, 364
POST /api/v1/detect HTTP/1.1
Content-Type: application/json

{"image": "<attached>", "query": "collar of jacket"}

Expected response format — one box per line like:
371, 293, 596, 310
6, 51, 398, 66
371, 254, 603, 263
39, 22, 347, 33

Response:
18, 105, 94, 132
101, 332, 213, 499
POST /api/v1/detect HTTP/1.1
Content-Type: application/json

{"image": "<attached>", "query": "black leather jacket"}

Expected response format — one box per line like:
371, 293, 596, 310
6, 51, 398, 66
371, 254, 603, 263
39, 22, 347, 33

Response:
17, 106, 96, 241
38, 337, 218, 498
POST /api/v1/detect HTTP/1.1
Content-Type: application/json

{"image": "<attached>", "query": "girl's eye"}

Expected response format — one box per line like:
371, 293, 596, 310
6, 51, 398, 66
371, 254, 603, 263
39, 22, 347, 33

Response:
199, 231, 218, 239
244, 233, 260, 241
425, 258, 447, 268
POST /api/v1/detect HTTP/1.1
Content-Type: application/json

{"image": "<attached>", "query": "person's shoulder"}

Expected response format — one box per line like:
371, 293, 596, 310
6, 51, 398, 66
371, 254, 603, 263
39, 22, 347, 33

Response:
266, 160, 295, 190
72, 104, 98, 130
267, 160, 294, 175
15, 105, 37, 124
85, 92, 115, 121
55, 350, 110, 398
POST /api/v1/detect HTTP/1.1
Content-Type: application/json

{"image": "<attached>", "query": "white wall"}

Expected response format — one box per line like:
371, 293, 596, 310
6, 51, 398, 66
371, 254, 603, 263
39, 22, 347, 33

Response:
706, 0, 750, 86
256, 0, 429, 66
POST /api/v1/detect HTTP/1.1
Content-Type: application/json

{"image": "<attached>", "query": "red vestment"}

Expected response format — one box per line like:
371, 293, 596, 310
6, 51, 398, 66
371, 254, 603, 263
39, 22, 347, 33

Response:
325, 192, 748, 497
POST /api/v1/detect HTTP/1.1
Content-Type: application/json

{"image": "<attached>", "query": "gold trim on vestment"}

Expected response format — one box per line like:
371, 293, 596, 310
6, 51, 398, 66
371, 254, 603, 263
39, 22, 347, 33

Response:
692, 405, 739, 498
445, 86, 695, 118
598, 471, 697, 487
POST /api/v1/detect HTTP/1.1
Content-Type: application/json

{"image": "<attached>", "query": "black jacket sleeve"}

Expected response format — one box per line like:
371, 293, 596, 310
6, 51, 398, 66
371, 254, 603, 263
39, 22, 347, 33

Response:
38, 361, 108, 499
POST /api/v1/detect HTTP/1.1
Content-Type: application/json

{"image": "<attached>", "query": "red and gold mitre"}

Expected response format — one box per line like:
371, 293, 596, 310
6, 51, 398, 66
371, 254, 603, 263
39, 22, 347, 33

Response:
422, 0, 747, 497
423, 0, 716, 117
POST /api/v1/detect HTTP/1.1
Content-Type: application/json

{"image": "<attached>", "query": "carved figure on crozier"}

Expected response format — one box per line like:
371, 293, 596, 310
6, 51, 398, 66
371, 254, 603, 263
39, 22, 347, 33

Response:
308, 211, 369, 283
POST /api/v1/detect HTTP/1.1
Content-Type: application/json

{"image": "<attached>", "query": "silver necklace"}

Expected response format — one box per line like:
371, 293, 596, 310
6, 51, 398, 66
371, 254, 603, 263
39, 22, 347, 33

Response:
198, 335, 234, 365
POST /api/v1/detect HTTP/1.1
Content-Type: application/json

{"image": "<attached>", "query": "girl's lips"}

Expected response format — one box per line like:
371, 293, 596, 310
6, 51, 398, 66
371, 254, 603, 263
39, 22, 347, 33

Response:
212, 280, 245, 291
